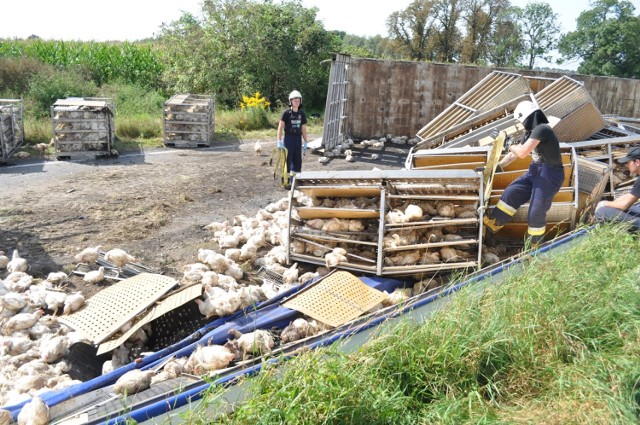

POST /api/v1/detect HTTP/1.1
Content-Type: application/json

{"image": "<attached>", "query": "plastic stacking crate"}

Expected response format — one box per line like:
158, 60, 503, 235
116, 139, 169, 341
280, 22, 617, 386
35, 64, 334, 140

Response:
51, 97, 115, 160
163, 94, 215, 147
0, 99, 24, 162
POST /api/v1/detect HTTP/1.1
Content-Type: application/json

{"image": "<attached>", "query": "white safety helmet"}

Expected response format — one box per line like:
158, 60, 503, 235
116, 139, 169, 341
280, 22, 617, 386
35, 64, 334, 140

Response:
514, 100, 538, 124
288, 90, 302, 102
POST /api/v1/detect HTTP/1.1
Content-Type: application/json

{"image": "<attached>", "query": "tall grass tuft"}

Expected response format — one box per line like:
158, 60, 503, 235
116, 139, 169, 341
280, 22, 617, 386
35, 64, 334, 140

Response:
189, 224, 640, 424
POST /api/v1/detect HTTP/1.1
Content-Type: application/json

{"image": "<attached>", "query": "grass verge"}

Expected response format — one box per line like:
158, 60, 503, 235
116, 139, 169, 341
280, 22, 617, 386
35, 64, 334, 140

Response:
185, 224, 640, 424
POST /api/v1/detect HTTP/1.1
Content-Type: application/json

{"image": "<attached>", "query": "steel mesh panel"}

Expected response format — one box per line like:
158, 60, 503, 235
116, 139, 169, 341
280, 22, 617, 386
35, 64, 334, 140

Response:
577, 157, 609, 193
417, 71, 525, 139
553, 102, 606, 142
477, 77, 530, 112
494, 203, 576, 223
282, 271, 386, 327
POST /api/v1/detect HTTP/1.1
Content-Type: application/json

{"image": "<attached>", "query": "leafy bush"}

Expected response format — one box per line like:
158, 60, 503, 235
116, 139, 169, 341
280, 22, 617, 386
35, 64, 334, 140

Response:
237, 92, 272, 131
98, 82, 165, 116
0, 57, 53, 97
27, 68, 97, 117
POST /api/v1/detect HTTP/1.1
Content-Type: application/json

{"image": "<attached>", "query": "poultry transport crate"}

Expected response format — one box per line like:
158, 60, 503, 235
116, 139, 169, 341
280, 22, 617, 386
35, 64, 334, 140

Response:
0, 98, 24, 163
163, 94, 215, 147
486, 144, 609, 243
50, 97, 115, 160
287, 169, 485, 277
568, 134, 640, 198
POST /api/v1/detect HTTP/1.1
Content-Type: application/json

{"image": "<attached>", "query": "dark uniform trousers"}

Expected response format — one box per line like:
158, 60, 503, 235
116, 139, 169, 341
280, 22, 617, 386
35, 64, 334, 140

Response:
493, 162, 565, 243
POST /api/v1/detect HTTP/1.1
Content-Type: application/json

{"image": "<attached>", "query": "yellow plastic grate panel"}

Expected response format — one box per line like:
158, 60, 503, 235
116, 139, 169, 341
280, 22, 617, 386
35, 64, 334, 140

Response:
283, 271, 386, 328
59, 273, 178, 344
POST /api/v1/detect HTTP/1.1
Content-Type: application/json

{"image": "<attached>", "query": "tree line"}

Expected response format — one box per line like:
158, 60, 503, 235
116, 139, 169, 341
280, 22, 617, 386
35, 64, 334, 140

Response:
1, 0, 637, 113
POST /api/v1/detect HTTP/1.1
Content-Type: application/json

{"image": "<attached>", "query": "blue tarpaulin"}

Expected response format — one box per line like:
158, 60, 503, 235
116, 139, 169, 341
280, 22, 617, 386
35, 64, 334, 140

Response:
4, 273, 412, 420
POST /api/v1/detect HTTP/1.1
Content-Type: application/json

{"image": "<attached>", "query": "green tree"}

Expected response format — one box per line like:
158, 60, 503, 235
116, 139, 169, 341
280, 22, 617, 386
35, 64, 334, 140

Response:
558, 0, 640, 78
386, 0, 439, 61
488, 6, 525, 67
515, 2, 561, 69
431, 0, 462, 62
159, 0, 340, 110
459, 0, 510, 65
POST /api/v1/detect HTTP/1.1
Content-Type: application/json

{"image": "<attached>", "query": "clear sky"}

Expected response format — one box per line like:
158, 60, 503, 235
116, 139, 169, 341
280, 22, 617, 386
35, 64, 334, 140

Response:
1, 0, 638, 68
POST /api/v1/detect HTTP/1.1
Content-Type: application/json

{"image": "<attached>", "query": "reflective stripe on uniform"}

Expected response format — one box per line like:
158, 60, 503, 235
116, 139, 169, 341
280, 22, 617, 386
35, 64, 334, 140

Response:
496, 200, 517, 216
527, 226, 546, 236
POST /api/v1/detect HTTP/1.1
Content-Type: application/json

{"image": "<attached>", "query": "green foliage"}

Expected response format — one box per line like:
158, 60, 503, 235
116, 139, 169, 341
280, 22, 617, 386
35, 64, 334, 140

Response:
0, 39, 164, 89
27, 68, 98, 117
237, 92, 271, 131
0, 57, 53, 96
515, 2, 561, 69
487, 6, 525, 67
158, 0, 341, 110
190, 225, 640, 423
98, 82, 165, 116
558, 0, 640, 78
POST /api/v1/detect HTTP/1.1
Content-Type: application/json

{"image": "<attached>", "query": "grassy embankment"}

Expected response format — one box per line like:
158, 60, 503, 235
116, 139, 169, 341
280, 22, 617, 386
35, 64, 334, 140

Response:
183, 224, 640, 424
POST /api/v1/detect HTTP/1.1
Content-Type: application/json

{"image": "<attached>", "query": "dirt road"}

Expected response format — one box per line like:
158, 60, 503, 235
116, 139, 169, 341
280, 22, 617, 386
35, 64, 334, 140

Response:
0, 138, 411, 296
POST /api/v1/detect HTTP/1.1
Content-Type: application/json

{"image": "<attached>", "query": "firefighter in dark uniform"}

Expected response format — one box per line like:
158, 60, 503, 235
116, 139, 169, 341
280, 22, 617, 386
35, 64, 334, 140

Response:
277, 90, 309, 183
483, 100, 565, 246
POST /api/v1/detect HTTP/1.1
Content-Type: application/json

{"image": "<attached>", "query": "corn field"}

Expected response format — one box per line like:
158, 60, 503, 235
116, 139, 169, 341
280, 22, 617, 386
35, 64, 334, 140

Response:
0, 39, 164, 88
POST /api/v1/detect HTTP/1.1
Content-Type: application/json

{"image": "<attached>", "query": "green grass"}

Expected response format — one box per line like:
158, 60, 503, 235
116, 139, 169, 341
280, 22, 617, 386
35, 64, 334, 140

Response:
185, 224, 640, 424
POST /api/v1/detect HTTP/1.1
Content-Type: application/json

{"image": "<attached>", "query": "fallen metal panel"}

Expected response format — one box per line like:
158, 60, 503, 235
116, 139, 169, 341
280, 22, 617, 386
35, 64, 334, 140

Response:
97, 283, 203, 355
58, 273, 178, 344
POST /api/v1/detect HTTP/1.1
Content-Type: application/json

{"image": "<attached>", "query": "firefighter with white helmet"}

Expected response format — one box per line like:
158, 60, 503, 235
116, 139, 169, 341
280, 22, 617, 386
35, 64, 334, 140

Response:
277, 89, 309, 189
483, 99, 564, 246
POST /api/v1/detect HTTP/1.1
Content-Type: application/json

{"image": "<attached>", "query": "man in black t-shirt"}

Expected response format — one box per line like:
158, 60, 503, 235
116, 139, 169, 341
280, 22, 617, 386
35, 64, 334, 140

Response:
483, 100, 565, 246
594, 146, 640, 229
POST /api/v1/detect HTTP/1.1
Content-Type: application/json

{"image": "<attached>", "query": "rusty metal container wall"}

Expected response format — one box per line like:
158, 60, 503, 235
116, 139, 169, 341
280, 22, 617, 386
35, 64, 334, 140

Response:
336, 57, 640, 140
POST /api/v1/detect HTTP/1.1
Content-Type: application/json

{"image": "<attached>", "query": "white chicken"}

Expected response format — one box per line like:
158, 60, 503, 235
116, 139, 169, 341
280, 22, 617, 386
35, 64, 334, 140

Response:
104, 248, 135, 268
254, 140, 262, 155
17, 395, 49, 425
4, 310, 44, 334
382, 288, 412, 307
63, 291, 85, 315
403, 204, 424, 222
113, 369, 154, 395
46, 271, 68, 285
83, 267, 105, 284
39, 335, 69, 363
74, 245, 102, 264
0, 251, 9, 269
4, 272, 33, 293
282, 263, 299, 286
280, 318, 319, 343
227, 328, 275, 357
7, 250, 28, 273
238, 285, 266, 310
185, 344, 235, 374
44, 290, 67, 313
2, 292, 28, 311
325, 247, 348, 268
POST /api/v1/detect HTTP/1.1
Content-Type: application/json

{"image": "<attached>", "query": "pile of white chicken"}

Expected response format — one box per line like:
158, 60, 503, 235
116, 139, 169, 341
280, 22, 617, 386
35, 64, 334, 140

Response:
0, 191, 463, 423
